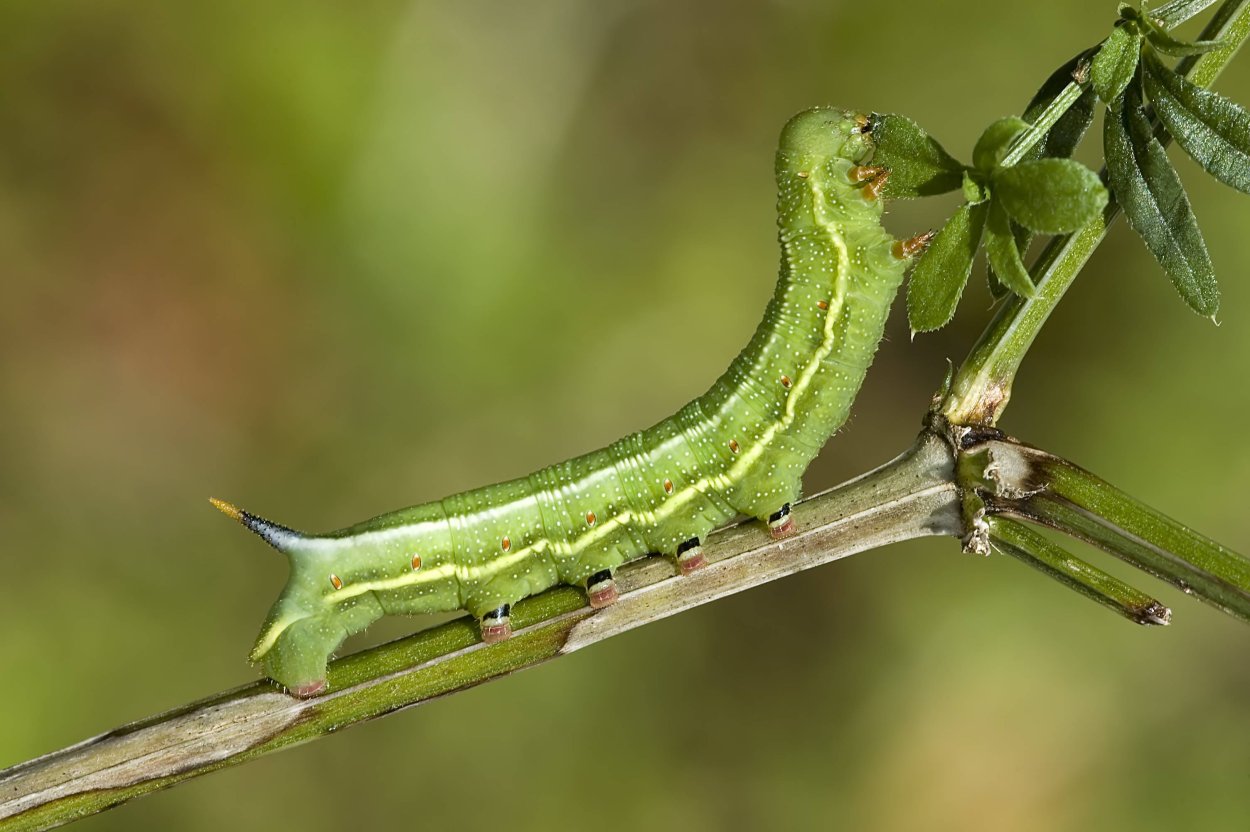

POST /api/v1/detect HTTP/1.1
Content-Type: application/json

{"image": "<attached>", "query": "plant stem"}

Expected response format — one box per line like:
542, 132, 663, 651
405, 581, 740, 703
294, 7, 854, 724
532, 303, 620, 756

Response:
0, 434, 959, 832
942, 0, 1250, 426
987, 516, 1171, 624
960, 433, 1250, 622
1002, 81, 1087, 167
1014, 496, 1250, 622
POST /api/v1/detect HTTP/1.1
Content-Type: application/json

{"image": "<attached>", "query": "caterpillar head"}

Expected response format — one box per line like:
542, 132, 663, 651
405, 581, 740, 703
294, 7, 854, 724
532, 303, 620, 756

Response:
778, 107, 874, 165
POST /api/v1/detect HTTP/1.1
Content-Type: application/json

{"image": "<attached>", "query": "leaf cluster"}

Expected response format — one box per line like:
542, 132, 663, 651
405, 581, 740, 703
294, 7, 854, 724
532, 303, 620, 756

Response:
872, 108, 1106, 333
1098, 3, 1250, 317
871, 0, 1250, 331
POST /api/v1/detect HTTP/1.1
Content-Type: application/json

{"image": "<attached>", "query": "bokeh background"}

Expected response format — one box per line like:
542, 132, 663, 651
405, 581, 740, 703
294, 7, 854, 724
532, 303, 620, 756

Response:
2, 1, 1249, 829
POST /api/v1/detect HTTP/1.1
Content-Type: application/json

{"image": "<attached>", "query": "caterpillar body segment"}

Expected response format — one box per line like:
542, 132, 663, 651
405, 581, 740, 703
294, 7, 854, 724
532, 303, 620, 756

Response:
215, 107, 924, 696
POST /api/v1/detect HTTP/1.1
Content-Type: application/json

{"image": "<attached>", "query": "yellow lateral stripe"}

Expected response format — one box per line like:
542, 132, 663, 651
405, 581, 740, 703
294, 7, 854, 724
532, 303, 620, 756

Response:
250, 612, 302, 660
321, 179, 847, 602
322, 508, 644, 603
256, 180, 849, 658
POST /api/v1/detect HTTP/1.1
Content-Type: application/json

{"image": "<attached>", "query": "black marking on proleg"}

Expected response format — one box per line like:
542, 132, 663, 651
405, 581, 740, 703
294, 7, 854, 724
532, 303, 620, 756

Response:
676, 538, 701, 555
483, 603, 511, 621
588, 569, 612, 587
768, 503, 792, 524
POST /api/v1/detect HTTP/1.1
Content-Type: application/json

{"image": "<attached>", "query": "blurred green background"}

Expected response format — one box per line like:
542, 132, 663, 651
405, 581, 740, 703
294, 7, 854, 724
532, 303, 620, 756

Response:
2, 1, 1249, 829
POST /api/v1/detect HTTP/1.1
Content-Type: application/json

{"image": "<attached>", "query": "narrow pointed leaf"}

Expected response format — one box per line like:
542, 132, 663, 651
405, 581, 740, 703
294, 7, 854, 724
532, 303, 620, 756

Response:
1104, 94, 1220, 316
984, 200, 1036, 298
996, 53, 1098, 300
1023, 50, 1098, 160
868, 113, 965, 198
987, 214, 1031, 300
1150, 0, 1222, 30
1092, 24, 1143, 103
1143, 52, 1250, 192
1131, 7, 1226, 55
907, 202, 988, 332
1144, 28, 1226, 55
993, 158, 1109, 234
1043, 87, 1097, 161
987, 267, 1010, 300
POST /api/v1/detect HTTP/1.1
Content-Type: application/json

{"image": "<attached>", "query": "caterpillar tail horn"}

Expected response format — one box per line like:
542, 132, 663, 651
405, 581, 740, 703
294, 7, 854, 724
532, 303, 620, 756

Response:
209, 497, 304, 553
211, 497, 339, 693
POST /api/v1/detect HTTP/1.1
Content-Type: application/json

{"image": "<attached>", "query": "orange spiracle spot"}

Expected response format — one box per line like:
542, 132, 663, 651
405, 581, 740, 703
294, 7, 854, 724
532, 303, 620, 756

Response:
411, 554, 423, 571
663, 478, 674, 494
329, 574, 344, 590
796, 170, 809, 179
586, 511, 597, 526
817, 300, 829, 310
501, 536, 511, 552
728, 439, 740, 454
780, 375, 792, 388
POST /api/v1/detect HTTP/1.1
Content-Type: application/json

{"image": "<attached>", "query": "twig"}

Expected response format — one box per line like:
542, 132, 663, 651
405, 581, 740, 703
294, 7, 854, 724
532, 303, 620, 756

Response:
960, 434, 1250, 622
0, 434, 960, 832
987, 516, 1172, 625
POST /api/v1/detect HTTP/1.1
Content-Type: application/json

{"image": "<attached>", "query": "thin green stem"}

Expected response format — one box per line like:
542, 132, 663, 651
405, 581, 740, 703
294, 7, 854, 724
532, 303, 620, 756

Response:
942, 0, 1250, 426
1009, 496, 1250, 622
1002, 81, 1087, 167
959, 433, 1250, 623
1043, 455, 1250, 613
988, 516, 1171, 624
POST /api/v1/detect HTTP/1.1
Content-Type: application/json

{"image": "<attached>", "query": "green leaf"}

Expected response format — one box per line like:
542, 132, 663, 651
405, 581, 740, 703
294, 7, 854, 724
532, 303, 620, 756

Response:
1150, 0, 1222, 30
1143, 52, 1250, 193
996, 51, 1099, 301
974, 117, 1031, 171
984, 200, 1036, 298
1044, 87, 1098, 161
907, 202, 989, 332
993, 159, 1109, 234
1130, 6, 1226, 55
1091, 23, 1143, 103
868, 113, 965, 198
987, 267, 1010, 301
961, 170, 987, 203
1103, 91, 1220, 316
1144, 28, 1226, 55
986, 210, 1034, 301
1023, 50, 1098, 160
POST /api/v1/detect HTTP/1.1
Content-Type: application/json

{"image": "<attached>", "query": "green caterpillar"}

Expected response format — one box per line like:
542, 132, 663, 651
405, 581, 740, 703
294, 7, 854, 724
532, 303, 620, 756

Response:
214, 107, 930, 696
